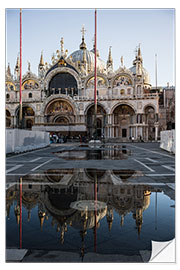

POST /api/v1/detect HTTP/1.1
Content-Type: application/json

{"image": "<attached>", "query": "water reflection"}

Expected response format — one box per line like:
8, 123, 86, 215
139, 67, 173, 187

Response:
54, 145, 131, 160
6, 168, 175, 262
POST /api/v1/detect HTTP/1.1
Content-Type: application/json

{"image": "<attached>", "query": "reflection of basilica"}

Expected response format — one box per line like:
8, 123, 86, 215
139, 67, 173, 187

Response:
6, 169, 154, 247
6, 26, 163, 141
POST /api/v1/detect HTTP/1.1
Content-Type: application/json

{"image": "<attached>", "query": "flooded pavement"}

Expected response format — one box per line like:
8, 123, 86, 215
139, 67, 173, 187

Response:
6, 143, 175, 262
6, 168, 175, 262
53, 145, 132, 160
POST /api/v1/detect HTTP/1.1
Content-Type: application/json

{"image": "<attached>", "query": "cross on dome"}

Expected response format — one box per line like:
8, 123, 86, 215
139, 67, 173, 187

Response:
81, 25, 86, 39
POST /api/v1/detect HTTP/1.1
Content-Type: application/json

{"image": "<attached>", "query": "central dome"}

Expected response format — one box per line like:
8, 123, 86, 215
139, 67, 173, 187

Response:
68, 49, 106, 73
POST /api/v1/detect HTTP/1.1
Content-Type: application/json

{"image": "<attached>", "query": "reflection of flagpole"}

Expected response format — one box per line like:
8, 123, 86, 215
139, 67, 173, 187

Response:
94, 9, 97, 138
94, 171, 97, 252
19, 177, 22, 248
19, 8, 23, 128
155, 191, 157, 230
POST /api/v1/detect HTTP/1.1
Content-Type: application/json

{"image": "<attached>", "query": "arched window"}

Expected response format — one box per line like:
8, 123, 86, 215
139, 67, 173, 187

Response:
6, 94, 10, 100
120, 89, 125, 95
137, 85, 141, 95
29, 92, 32, 98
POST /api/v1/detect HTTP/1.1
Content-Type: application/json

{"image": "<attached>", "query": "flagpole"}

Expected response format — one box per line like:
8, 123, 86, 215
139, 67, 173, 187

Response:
19, 8, 22, 128
94, 9, 97, 139
155, 54, 157, 91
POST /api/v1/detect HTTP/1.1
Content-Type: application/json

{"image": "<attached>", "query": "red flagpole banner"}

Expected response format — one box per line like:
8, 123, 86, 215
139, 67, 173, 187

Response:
94, 9, 97, 137
19, 8, 22, 127
19, 177, 22, 249
94, 9, 97, 107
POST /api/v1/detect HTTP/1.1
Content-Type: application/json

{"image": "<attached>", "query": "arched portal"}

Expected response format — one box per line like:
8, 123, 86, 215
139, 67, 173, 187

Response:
16, 106, 35, 129
6, 110, 11, 128
86, 104, 106, 138
112, 104, 135, 139
48, 72, 78, 97
45, 99, 74, 124
144, 106, 156, 140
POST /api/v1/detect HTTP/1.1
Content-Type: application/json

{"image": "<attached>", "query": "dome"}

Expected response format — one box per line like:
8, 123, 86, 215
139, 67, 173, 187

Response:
129, 65, 150, 85
68, 49, 106, 73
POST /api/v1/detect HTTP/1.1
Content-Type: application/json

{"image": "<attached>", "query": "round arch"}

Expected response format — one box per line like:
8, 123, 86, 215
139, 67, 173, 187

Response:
112, 103, 136, 139
53, 115, 71, 124
144, 105, 157, 141
15, 104, 35, 129
86, 103, 107, 138
111, 102, 136, 115
84, 73, 108, 89
44, 98, 75, 124
44, 67, 82, 91
84, 102, 108, 116
6, 109, 11, 128
143, 104, 157, 114
111, 73, 134, 88
41, 94, 78, 116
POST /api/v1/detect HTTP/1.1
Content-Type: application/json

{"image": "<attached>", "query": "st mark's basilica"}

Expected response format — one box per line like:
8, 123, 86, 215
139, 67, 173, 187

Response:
6, 26, 161, 141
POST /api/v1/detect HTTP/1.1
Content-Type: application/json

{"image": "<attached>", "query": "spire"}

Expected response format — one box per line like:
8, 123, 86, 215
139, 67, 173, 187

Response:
133, 43, 143, 65
6, 63, 11, 77
39, 51, 44, 66
27, 61, 31, 72
92, 35, 100, 57
137, 43, 142, 61
107, 46, 113, 71
15, 55, 20, 69
120, 56, 124, 67
80, 25, 87, 50
14, 54, 20, 80
108, 46, 112, 62
60, 37, 64, 56
38, 211, 46, 231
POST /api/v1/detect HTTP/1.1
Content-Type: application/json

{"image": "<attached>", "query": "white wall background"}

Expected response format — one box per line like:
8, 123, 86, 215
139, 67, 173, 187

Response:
6, 129, 50, 153
160, 130, 175, 154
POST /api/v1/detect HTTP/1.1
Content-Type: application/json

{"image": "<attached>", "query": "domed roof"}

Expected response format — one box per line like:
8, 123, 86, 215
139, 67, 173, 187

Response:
68, 49, 106, 73
129, 65, 150, 85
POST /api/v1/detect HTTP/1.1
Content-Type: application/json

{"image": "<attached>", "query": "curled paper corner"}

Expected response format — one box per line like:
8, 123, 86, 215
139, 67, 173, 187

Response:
150, 239, 175, 262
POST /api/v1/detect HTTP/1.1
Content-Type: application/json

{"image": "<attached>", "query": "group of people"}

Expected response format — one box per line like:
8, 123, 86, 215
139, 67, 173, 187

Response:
50, 134, 68, 144
50, 134, 88, 144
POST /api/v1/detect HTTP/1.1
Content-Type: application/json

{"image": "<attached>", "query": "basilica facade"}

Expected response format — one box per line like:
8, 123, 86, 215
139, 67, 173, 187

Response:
6, 28, 160, 141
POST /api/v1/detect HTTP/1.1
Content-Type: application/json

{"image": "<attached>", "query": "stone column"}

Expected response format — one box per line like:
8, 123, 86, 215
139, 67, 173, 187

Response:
155, 124, 159, 141
146, 127, 149, 141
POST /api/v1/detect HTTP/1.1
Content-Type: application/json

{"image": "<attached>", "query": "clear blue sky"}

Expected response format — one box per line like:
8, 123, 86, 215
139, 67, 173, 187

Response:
6, 8, 175, 87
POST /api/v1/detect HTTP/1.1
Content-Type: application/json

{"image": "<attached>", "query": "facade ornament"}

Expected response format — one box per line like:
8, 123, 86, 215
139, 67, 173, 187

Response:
80, 25, 87, 50
28, 61, 31, 72
107, 46, 113, 72
6, 63, 12, 78
60, 37, 64, 56
121, 56, 124, 67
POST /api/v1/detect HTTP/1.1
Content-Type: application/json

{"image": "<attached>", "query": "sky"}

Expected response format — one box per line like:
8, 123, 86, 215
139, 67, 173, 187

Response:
6, 8, 175, 87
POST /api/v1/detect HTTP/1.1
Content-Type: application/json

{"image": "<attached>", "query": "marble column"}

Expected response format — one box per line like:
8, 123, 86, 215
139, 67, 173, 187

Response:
155, 124, 159, 141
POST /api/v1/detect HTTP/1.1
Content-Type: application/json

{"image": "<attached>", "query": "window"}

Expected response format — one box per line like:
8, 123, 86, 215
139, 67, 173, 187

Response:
120, 89, 125, 95
137, 85, 141, 95
6, 94, 10, 100
29, 93, 32, 98
127, 88, 131, 95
